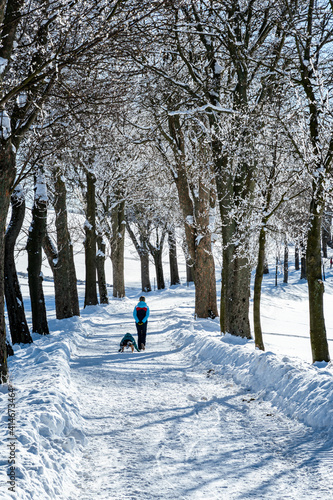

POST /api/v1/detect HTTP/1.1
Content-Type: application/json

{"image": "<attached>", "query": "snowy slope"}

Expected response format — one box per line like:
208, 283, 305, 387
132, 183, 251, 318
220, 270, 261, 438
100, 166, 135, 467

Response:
67, 294, 333, 500
1, 238, 333, 498
0, 318, 87, 499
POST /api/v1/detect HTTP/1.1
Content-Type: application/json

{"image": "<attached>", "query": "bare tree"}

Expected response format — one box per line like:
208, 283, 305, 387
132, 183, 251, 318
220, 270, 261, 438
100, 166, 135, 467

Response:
5, 186, 32, 344
283, 0, 333, 362
26, 170, 49, 335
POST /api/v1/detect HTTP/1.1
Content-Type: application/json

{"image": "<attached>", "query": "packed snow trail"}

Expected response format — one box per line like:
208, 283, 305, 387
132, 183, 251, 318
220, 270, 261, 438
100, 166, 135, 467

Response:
68, 297, 333, 500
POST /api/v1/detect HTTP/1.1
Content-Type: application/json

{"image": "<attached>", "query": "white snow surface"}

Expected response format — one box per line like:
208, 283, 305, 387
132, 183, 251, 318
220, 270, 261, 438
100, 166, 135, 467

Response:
0, 110, 11, 140
1, 242, 333, 498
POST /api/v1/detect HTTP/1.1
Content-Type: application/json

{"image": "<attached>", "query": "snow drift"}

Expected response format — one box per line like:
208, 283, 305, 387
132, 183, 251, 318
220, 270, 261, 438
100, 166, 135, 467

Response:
172, 318, 333, 433
0, 317, 87, 500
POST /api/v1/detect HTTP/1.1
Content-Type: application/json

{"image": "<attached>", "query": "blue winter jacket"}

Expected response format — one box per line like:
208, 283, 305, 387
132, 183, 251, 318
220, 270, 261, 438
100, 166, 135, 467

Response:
133, 301, 150, 323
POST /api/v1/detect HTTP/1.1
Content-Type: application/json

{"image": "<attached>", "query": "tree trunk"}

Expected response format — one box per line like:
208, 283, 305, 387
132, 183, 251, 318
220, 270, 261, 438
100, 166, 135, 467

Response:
219, 195, 251, 336
322, 231, 328, 259
192, 180, 218, 318
84, 170, 98, 307
5, 187, 32, 344
152, 249, 165, 290
26, 171, 49, 335
263, 256, 269, 275
140, 249, 151, 292
306, 200, 330, 363
194, 233, 217, 318
322, 213, 330, 258
209, 30, 254, 337
111, 199, 125, 298
148, 229, 167, 291
0, 139, 17, 380
54, 171, 80, 317
96, 234, 109, 304
300, 240, 307, 280
253, 227, 266, 351
168, 229, 180, 286
168, 114, 217, 318
186, 261, 194, 284
222, 250, 251, 336
295, 242, 300, 271
215, 154, 251, 338
126, 222, 151, 293
283, 238, 288, 284
43, 231, 63, 314
45, 172, 80, 319
177, 176, 217, 317
275, 256, 278, 286
296, 2, 329, 363
6, 342, 14, 356
183, 241, 194, 283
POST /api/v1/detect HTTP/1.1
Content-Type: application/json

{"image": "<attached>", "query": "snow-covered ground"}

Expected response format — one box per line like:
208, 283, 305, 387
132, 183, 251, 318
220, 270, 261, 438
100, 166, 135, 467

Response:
1, 237, 333, 499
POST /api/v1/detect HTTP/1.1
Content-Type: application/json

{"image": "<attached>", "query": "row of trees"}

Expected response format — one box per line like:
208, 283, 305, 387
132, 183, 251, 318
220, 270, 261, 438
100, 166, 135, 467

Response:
0, 0, 164, 381
127, 0, 333, 364
1, 0, 333, 383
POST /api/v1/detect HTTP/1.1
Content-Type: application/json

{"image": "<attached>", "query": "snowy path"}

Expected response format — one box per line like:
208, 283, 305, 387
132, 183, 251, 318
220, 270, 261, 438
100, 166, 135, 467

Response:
68, 300, 333, 500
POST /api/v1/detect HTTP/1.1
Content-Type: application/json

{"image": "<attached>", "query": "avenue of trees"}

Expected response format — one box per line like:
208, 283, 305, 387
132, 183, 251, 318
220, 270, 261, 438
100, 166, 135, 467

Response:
1, 0, 333, 382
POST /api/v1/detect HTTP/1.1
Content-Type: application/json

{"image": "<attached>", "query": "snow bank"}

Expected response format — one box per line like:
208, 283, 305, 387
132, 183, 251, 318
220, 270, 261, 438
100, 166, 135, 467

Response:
172, 320, 333, 433
0, 318, 87, 499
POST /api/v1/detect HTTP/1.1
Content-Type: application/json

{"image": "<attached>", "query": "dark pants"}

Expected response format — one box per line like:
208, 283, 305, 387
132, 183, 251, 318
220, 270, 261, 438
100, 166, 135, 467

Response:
136, 321, 147, 348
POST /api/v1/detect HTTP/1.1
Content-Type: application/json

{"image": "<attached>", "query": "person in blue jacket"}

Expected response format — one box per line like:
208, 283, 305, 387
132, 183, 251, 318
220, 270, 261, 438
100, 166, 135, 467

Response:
133, 296, 150, 351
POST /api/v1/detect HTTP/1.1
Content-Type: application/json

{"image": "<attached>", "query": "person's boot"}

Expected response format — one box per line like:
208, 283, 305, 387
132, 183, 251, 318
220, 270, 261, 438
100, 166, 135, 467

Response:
141, 343, 145, 351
